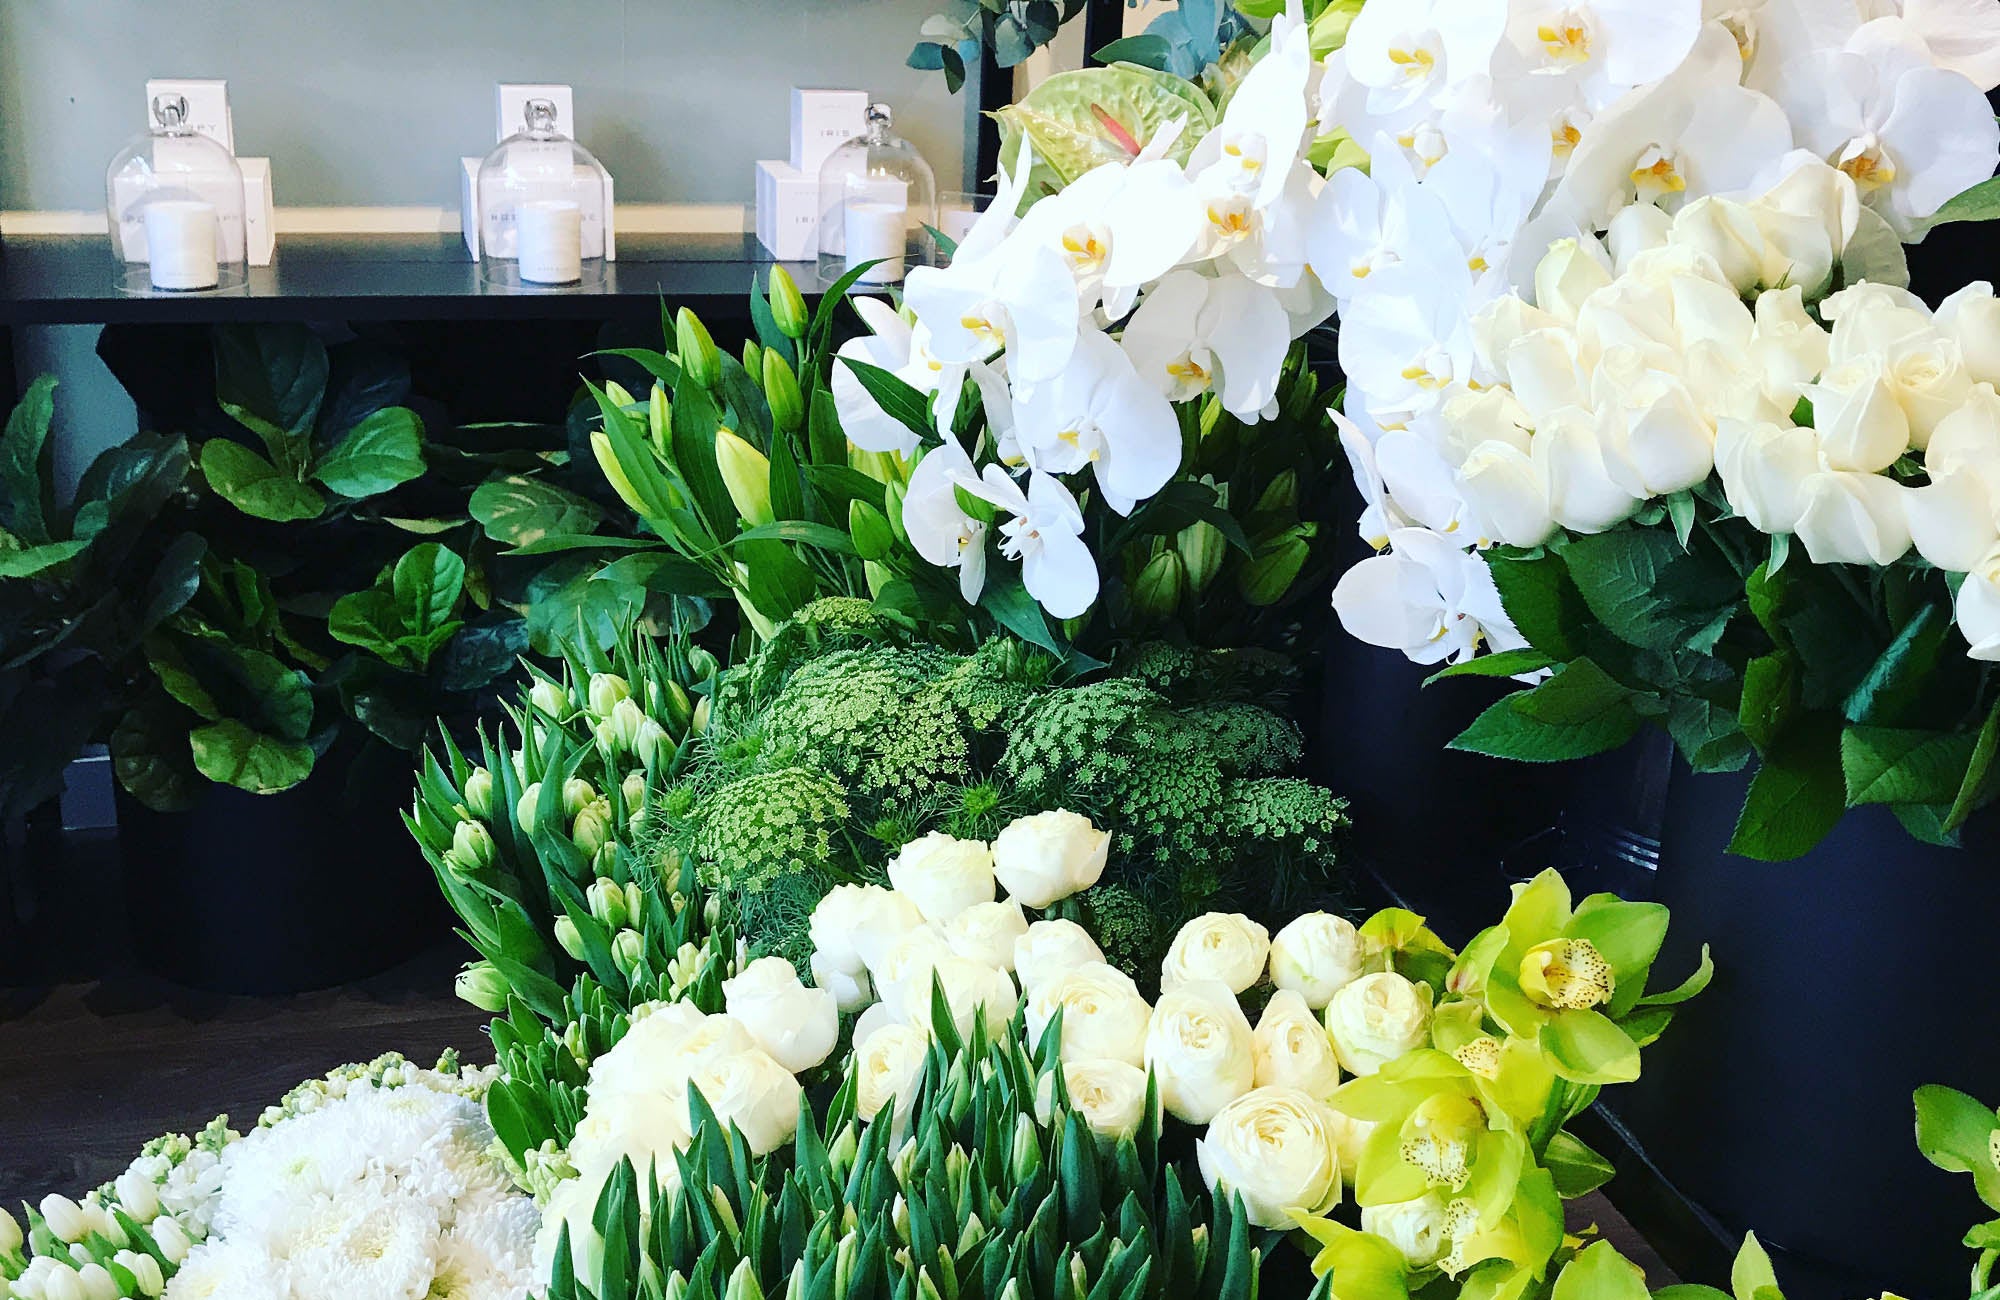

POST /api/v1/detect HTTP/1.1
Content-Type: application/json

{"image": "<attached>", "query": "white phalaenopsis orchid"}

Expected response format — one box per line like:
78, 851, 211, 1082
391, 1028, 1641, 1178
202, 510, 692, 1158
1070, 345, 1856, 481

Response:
904, 438, 990, 604
1122, 270, 1293, 422
961, 467, 1100, 619
1340, 0, 1508, 116
1188, 0, 1316, 211
1330, 526, 1526, 664
832, 296, 969, 457
1502, 0, 1704, 110
1013, 328, 1182, 513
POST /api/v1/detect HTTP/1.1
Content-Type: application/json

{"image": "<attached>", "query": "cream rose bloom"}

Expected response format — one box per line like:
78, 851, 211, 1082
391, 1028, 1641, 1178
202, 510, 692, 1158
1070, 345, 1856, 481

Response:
1324, 971, 1433, 1077
684, 1047, 802, 1156
1013, 919, 1106, 996
1025, 962, 1152, 1066
990, 810, 1110, 908
1145, 981, 1255, 1124
887, 831, 996, 924
942, 899, 1029, 971
812, 884, 927, 990
854, 1023, 931, 1130
1362, 1193, 1451, 1267
722, 956, 839, 1074
1267, 912, 1364, 1008
1195, 1087, 1344, 1229
929, 956, 1018, 1039
1161, 913, 1271, 994
1035, 1059, 1152, 1142
1253, 990, 1342, 1098
866, 927, 953, 1020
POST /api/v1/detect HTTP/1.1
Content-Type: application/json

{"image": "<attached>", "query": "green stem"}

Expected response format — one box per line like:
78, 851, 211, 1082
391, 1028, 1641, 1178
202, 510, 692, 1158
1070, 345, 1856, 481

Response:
1974, 1247, 1996, 1295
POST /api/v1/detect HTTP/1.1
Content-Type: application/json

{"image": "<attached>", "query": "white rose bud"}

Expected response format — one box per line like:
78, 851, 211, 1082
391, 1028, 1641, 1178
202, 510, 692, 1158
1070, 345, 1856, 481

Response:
1195, 1087, 1344, 1229
586, 672, 632, 719
1939, 281, 2000, 385
1927, 385, 2000, 481
942, 899, 1030, 971
1594, 361, 1716, 498
1013, 919, 1106, 997
855, 1023, 931, 1128
1162, 913, 1271, 995
39, 1195, 87, 1244
596, 697, 647, 753
1605, 201, 1672, 276
1669, 197, 1765, 294
1806, 358, 1911, 473
1794, 470, 1913, 567
1025, 962, 1152, 1067
1749, 158, 1856, 297
809, 949, 873, 1013
930, 956, 1018, 1040
1714, 417, 1819, 535
1470, 295, 1562, 377
1533, 238, 1613, 324
1436, 385, 1532, 461
1253, 990, 1342, 1098
1036, 1058, 1152, 1142
1885, 338, 1972, 449
1145, 980, 1256, 1124
1361, 1193, 1452, 1268
886, 831, 996, 924
722, 956, 840, 1074
1824, 282, 1936, 366
684, 1048, 802, 1156
1457, 441, 1555, 548
869, 927, 954, 1021
1955, 548, 2000, 661
1750, 287, 1831, 407
1576, 273, 1681, 374
990, 810, 1110, 909
1533, 406, 1645, 534
812, 884, 927, 990
1501, 329, 1585, 421
1268, 912, 1364, 1008
1904, 471, 2000, 572
1324, 971, 1433, 1077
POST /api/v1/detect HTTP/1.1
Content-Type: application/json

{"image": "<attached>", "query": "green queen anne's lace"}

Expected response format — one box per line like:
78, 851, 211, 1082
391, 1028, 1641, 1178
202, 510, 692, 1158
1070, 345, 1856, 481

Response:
689, 766, 851, 893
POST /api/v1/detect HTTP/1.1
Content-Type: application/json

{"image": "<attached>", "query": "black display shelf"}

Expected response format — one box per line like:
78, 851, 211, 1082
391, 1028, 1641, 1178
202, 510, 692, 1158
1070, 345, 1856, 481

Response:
0, 231, 818, 327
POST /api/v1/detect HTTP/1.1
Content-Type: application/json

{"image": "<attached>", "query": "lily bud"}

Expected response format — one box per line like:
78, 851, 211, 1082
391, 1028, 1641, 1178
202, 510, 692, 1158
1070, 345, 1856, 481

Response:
692, 696, 711, 735
1239, 528, 1313, 606
572, 799, 614, 856
849, 499, 893, 560
1255, 470, 1298, 517
587, 878, 630, 931
462, 767, 494, 820
622, 770, 648, 810
649, 383, 672, 455
592, 430, 653, 517
1177, 517, 1226, 594
675, 308, 722, 389
768, 265, 809, 339
864, 560, 893, 598
764, 351, 804, 433
742, 339, 763, 378
561, 777, 598, 820
884, 478, 910, 545
612, 928, 646, 976
687, 646, 720, 681
455, 962, 511, 1012
625, 881, 646, 925
716, 428, 777, 527
530, 678, 570, 719
1131, 550, 1185, 619
586, 672, 631, 720
554, 915, 587, 961
449, 819, 496, 875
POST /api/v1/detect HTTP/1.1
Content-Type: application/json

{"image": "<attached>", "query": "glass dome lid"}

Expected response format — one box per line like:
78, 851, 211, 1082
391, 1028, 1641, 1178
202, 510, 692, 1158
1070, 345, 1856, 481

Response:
817, 103, 938, 287
476, 97, 611, 290
105, 94, 248, 294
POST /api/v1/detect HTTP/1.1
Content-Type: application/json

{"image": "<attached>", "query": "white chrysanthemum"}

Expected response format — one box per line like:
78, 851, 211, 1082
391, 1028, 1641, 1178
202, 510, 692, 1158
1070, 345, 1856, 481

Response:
161, 1240, 287, 1300
284, 1195, 439, 1299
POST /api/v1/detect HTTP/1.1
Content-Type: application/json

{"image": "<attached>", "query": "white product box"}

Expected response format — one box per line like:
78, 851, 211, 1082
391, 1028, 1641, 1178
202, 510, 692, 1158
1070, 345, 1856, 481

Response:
239, 157, 275, 265
789, 87, 868, 177
756, 159, 817, 261
146, 78, 233, 152
460, 156, 615, 262
496, 83, 576, 142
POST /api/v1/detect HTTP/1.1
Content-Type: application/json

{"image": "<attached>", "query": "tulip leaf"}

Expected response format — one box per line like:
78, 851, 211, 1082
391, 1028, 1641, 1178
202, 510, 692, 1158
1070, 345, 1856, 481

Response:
312, 405, 426, 499
199, 439, 327, 522
670, 380, 741, 543
1552, 1241, 1650, 1300
1840, 724, 1977, 807
591, 346, 682, 390
1727, 718, 1846, 860
1448, 659, 1645, 763
591, 552, 732, 599
188, 718, 316, 794
1540, 1009, 1641, 1084
729, 520, 861, 555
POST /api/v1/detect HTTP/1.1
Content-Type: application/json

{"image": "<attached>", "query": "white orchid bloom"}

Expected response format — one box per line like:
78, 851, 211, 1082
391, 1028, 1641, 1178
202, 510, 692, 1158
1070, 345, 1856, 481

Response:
1556, 24, 1794, 228
1333, 404, 1410, 550
1375, 427, 1484, 541
1778, 17, 2000, 234
1863, 0, 2000, 90
832, 296, 970, 457
1194, 160, 1320, 288
1122, 269, 1293, 423
1330, 526, 1525, 665
1420, 146, 1550, 294
1013, 328, 1181, 514
1188, 2, 1315, 210
959, 467, 1100, 618
904, 438, 991, 604
1341, 0, 1509, 117
1503, 0, 1704, 110
1305, 145, 1458, 301
1335, 253, 1479, 421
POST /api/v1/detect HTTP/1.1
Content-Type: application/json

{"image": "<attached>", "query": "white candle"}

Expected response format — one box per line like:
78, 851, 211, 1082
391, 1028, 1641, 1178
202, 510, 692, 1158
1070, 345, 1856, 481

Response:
844, 199, 908, 284
143, 200, 220, 291
518, 199, 583, 284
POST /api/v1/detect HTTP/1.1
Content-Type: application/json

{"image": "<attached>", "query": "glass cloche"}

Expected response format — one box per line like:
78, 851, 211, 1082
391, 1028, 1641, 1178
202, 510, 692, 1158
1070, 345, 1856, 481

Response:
476, 98, 611, 290
817, 104, 937, 286
105, 94, 248, 294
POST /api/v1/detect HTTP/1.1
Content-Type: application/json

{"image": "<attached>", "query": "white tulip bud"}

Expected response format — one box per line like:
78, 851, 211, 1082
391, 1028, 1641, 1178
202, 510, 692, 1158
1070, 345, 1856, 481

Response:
39, 1195, 87, 1244
462, 767, 494, 820
586, 672, 632, 720
149, 1217, 190, 1265
529, 678, 569, 718
516, 781, 543, 829
111, 1170, 157, 1223
73, 1263, 116, 1300
117, 1251, 164, 1297
41, 1265, 86, 1300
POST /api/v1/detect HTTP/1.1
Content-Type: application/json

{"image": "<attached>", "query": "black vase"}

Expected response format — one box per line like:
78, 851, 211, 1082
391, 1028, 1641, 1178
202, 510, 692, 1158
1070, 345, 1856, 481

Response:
1601, 761, 2000, 1299
117, 739, 452, 994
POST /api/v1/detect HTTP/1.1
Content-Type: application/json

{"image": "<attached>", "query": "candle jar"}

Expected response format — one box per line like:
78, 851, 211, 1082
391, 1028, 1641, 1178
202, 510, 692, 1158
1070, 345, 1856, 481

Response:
104, 94, 248, 294
816, 103, 936, 286
476, 98, 610, 290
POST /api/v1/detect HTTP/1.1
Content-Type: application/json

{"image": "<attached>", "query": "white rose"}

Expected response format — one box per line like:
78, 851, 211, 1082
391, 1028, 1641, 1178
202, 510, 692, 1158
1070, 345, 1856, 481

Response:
1436, 386, 1532, 462
1928, 384, 2000, 484
1145, 981, 1256, 1124
990, 810, 1110, 908
1605, 201, 1672, 275
1471, 296, 1562, 376
1324, 972, 1433, 1077
1026, 961, 1152, 1066
685, 1048, 802, 1155
1161, 913, 1271, 995
1715, 417, 1819, 535
1806, 357, 1911, 473
887, 832, 996, 924
1532, 406, 1645, 534
1013, 919, 1106, 997
1361, 1193, 1451, 1268
1955, 548, 2000, 660
1593, 361, 1716, 498
1501, 328, 1586, 421
809, 949, 872, 1014
1533, 238, 1613, 324
1326, 1108, 1380, 1187
1269, 912, 1364, 1008
1035, 1059, 1152, 1142
812, 884, 927, 983
870, 927, 954, 1020
942, 899, 1029, 971
1750, 287, 1830, 406
1795, 470, 1913, 567
586, 1003, 745, 1102
930, 956, 1017, 1039
1939, 281, 2000, 386
852, 1000, 900, 1048
1668, 197, 1765, 294
1195, 1087, 1343, 1229
1749, 157, 1857, 298
1253, 990, 1342, 1098
1823, 282, 1937, 366
1457, 441, 1555, 548
1884, 337, 1972, 449
1905, 471, 2000, 572
854, 1023, 931, 1128
1670, 273, 1756, 356
722, 956, 839, 1074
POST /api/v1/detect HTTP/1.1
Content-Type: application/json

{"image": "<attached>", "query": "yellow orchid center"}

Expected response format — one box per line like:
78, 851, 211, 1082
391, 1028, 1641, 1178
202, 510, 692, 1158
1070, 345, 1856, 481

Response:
1207, 204, 1254, 238
1552, 120, 1583, 158
1061, 228, 1109, 271
1387, 45, 1438, 80
1837, 138, 1896, 192
1057, 429, 1082, 447
1452, 1036, 1503, 1079
1536, 17, 1591, 63
1519, 938, 1615, 1010
959, 312, 1005, 348
1167, 358, 1211, 385
1629, 147, 1687, 200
